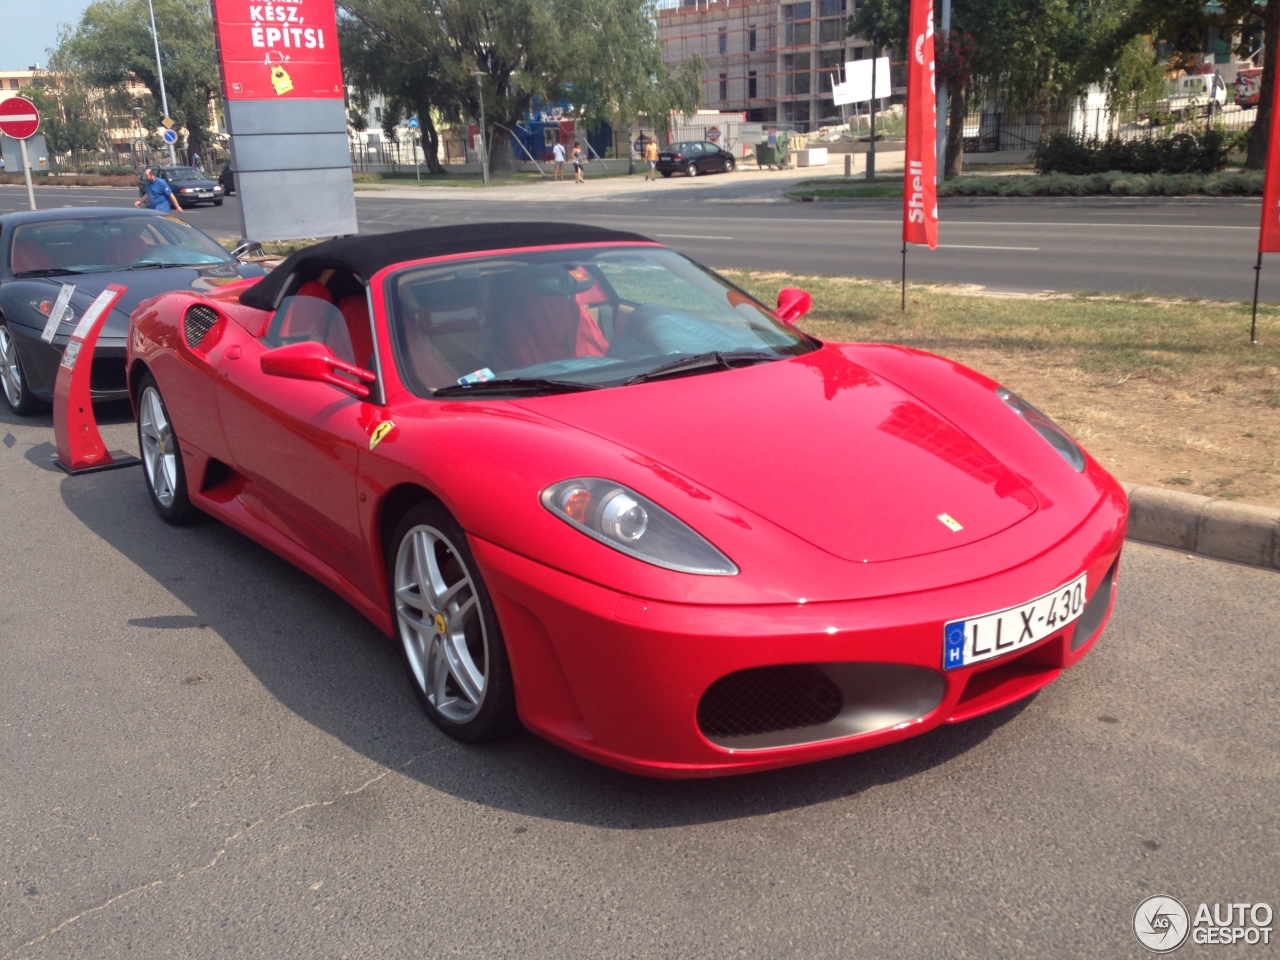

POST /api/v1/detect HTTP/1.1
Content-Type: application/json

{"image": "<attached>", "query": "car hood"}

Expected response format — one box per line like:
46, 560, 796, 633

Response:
17, 261, 260, 340
514, 346, 1040, 564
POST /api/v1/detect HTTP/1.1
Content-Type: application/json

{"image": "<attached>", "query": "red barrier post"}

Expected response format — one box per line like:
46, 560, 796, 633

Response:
52, 284, 141, 474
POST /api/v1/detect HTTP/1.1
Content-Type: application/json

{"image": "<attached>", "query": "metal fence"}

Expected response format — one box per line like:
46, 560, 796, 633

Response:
960, 103, 1256, 154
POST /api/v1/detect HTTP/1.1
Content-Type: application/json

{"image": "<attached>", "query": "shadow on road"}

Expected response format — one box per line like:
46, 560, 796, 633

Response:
54, 459, 1030, 829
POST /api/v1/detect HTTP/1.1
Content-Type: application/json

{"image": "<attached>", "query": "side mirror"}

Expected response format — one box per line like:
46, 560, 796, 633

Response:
260, 341, 375, 399
776, 287, 812, 325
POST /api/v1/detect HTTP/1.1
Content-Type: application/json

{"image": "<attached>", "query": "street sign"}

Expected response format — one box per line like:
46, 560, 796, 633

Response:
408, 117, 419, 129
162, 116, 174, 128
162, 128, 178, 145
0, 96, 40, 139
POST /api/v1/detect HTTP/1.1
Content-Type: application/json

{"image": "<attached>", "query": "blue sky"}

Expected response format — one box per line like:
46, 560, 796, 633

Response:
4, 0, 93, 71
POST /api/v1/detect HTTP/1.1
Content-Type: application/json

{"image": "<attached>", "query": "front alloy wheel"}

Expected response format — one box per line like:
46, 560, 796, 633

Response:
136, 374, 198, 524
391, 504, 515, 741
0, 323, 45, 416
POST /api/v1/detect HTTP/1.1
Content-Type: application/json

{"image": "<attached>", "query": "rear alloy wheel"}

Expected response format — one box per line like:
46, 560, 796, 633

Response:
136, 373, 199, 525
686, 162, 698, 178
0, 322, 45, 416
390, 503, 516, 742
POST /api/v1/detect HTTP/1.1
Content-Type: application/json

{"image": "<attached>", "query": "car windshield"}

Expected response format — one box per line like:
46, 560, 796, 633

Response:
386, 245, 816, 397
8, 215, 236, 275
165, 167, 203, 181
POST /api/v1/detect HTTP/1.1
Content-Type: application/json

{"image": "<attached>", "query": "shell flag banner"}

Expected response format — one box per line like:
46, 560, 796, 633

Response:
1259, 92, 1280, 251
903, 0, 938, 249
210, 0, 344, 100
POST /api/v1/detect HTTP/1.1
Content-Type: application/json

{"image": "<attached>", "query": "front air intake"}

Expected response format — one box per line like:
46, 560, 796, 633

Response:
183, 304, 219, 349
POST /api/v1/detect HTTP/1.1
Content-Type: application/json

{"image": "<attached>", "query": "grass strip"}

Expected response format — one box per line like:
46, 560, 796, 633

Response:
723, 270, 1280, 409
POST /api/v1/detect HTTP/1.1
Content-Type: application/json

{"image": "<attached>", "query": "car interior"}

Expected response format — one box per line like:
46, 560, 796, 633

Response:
266, 268, 374, 371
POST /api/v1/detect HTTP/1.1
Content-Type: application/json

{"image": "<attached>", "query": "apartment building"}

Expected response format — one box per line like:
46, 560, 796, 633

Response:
0, 69, 39, 104
657, 0, 881, 132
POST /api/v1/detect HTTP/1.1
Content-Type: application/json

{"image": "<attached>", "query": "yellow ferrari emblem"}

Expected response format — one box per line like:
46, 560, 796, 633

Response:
937, 513, 964, 532
369, 421, 395, 450
433, 613, 448, 636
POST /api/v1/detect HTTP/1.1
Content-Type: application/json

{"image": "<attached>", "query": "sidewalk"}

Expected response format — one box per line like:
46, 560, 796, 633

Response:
355, 147, 909, 204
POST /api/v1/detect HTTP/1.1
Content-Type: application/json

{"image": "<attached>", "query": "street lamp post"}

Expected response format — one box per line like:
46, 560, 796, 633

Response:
471, 70, 489, 185
146, 0, 177, 166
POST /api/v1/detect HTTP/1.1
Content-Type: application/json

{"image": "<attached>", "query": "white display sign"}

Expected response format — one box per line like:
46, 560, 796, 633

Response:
41, 282, 76, 343
831, 57, 892, 105
70, 288, 119, 341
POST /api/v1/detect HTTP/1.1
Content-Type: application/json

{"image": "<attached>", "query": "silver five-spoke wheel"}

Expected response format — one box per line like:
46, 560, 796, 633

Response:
0, 323, 40, 415
395, 523, 489, 724
389, 504, 515, 741
139, 384, 178, 508
134, 372, 197, 524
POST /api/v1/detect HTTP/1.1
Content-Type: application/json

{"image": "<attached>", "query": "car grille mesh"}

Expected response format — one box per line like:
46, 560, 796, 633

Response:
89, 358, 128, 393
697, 665, 843, 739
183, 304, 219, 349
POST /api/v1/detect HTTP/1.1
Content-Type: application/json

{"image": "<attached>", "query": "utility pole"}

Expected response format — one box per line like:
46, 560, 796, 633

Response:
146, 0, 177, 165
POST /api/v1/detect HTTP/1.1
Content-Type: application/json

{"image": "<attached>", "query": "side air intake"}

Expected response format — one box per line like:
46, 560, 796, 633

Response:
184, 304, 220, 349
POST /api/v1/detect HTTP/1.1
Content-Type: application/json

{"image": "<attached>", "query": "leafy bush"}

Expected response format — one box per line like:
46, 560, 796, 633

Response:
936, 170, 1261, 198
1032, 129, 1232, 176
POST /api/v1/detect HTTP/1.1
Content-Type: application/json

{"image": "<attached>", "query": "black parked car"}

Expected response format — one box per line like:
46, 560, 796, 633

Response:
0, 209, 265, 415
655, 141, 737, 178
137, 165, 225, 207
218, 160, 236, 196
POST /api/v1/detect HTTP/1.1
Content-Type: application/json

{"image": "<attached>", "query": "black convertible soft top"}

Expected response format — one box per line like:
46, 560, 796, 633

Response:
238, 221, 654, 310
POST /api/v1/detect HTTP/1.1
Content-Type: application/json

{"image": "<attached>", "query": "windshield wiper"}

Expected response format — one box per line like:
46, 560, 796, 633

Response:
117, 260, 173, 271
433, 377, 603, 398
624, 350, 778, 386
12, 267, 93, 277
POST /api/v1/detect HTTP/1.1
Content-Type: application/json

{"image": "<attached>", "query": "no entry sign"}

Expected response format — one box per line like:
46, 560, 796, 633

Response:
0, 96, 40, 139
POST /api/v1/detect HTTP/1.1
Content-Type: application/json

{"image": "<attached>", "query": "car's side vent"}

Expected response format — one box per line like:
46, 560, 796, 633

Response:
184, 304, 220, 349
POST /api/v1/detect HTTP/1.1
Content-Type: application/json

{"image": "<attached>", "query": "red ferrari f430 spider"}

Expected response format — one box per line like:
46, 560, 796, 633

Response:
127, 222, 1127, 777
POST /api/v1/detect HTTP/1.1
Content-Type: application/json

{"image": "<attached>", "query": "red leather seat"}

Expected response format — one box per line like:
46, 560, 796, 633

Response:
11, 237, 57, 273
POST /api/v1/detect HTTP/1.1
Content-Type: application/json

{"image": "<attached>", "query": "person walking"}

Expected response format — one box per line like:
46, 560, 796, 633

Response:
552, 140, 565, 182
572, 143, 584, 183
643, 138, 659, 180
134, 167, 183, 213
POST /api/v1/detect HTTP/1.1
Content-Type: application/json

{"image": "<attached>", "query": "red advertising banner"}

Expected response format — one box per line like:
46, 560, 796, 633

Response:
1259, 88, 1280, 251
210, 0, 344, 100
902, 0, 938, 249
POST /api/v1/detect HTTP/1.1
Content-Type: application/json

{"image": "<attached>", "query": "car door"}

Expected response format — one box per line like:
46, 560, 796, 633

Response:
213, 292, 380, 596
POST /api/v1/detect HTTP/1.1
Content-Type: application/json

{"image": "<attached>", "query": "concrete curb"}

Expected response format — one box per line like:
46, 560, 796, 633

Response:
1123, 483, 1280, 570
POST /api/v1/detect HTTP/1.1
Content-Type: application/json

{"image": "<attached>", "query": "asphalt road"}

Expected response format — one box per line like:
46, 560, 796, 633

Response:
3, 181, 1278, 302
2, 403, 1278, 958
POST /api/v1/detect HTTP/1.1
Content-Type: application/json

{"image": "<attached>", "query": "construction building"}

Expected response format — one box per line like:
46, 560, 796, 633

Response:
657, 0, 896, 133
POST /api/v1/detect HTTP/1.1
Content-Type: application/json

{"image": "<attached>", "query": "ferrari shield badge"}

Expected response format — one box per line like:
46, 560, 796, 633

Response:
369, 421, 396, 451
937, 513, 964, 532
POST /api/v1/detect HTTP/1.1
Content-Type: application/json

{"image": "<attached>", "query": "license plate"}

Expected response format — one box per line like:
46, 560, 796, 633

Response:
943, 573, 1087, 670
198, 191, 213, 198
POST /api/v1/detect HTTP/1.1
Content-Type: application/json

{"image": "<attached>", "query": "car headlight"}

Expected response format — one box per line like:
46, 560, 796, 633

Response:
996, 387, 1086, 472
30, 298, 77, 328
180, 187, 198, 193
542, 478, 738, 575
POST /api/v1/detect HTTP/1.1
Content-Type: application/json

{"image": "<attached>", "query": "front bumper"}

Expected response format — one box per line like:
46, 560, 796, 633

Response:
10, 323, 128, 402
472, 497, 1126, 778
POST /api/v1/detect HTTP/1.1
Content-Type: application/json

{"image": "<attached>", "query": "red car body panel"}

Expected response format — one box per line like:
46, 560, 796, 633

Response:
128, 234, 1128, 777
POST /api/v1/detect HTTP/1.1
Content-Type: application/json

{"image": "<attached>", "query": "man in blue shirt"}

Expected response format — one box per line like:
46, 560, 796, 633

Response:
134, 167, 183, 213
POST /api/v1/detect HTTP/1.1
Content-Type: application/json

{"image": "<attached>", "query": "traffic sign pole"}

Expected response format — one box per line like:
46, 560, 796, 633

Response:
19, 138, 35, 211
0, 96, 43, 211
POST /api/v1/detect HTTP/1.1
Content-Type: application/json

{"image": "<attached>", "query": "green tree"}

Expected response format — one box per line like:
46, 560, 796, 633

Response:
338, 0, 703, 173
18, 76, 109, 166
849, 0, 1175, 176
1127, 0, 1280, 169
53, 0, 221, 165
